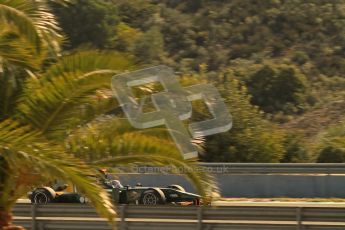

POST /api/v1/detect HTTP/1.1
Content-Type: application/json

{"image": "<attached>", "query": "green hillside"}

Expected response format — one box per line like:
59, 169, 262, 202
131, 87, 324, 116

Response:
49, 0, 345, 162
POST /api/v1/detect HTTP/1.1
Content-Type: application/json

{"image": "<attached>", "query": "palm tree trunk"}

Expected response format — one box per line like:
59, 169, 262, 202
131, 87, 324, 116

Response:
0, 209, 25, 230
0, 209, 11, 229
0, 157, 25, 230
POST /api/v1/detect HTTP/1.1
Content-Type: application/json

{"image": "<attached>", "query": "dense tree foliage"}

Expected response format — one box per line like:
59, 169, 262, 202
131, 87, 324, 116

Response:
51, 0, 344, 108
317, 146, 345, 163
47, 0, 345, 163
201, 73, 286, 162
246, 64, 307, 114
281, 133, 310, 163
50, 0, 118, 49
94, 0, 345, 76
316, 122, 345, 163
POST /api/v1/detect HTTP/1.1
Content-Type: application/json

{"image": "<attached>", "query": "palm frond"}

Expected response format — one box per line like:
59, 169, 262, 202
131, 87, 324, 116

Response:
0, 0, 41, 51
0, 0, 62, 54
71, 130, 181, 161
67, 116, 218, 199
67, 116, 178, 159
68, 114, 206, 159
0, 24, 42, 70
0, 24, 43, 120
43, 51, 133, 80
0, 119, 38, 143
15, 51, 133, 139
0, 120, 115, 223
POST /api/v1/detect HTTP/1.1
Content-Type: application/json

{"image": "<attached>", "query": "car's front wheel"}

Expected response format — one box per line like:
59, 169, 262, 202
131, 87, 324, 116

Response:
31, 187, 56, 204
140, 189, 166, 205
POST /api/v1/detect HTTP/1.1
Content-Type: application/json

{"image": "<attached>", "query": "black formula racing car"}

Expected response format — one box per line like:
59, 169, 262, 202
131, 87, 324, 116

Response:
29, 178, 201, 206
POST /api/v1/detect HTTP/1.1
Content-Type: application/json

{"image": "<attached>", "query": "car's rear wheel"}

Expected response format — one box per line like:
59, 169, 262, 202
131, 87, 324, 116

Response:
140, 189, 166, 205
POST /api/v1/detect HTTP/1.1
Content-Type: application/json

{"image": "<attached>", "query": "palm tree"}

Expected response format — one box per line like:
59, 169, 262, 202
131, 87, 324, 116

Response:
0, 0, 62, 121
0, 50, 133, 229
68, 116, 215, 196
0, 1, 215, 229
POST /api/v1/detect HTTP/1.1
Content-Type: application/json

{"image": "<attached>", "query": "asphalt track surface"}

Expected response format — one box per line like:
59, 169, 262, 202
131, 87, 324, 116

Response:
18, 198, 345, 207
212, 200, 345, 207
14, 200, 345, 229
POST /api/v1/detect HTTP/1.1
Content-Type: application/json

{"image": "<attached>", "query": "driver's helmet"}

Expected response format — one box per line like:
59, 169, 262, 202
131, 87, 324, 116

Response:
99, 168, 112, 179
111, 180, 123, 189
99, 168, 107, 175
